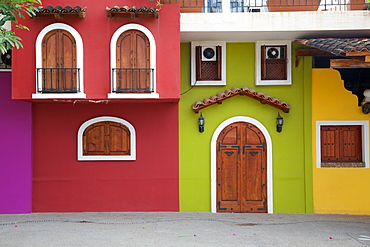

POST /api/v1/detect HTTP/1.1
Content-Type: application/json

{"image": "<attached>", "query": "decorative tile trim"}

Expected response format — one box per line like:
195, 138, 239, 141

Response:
192, 86, 291, 113
321, 162, 366, 168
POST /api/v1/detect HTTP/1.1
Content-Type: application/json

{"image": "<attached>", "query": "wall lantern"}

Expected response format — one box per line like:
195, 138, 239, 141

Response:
198, 113, 205, 133
276, 112, 284, 133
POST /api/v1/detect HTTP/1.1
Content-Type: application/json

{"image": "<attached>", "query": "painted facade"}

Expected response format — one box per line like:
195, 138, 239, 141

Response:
179, 43, 313, 213
9, 0, 180, 212
312, 69, 370, 215
2, 0, 370, 215
0, 72, 32, 214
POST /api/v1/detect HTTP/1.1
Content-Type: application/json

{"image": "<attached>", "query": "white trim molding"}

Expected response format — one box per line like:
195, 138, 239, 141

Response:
255, 40, 291, 86
316, 120, 369, 168
211, 116, 273, 213
34, 23, 84, 99
78, 116, 136, 161
109, 24, 157, 99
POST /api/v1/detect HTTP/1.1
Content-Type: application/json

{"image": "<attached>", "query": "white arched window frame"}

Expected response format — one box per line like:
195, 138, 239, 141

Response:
78, 116, 136, 161
33, 23, 85, 99
108, 23, 158, 99
210, 116, 273, 213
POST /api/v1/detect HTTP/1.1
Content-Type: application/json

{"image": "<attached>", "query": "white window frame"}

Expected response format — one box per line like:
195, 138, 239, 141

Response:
316, 121, 369, 168
78, 116, 136, 161
191, 41, 226, 86
108, 24, 158, 99
33, 23, 85, 99
255, 40, 291, 86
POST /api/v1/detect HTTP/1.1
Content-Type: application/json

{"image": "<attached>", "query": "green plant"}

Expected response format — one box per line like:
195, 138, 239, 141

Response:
0, 0, 41, 54
149, 0, 163, 11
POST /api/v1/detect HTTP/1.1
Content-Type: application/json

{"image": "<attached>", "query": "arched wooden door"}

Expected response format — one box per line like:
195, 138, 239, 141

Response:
216, 122, 267, 213
42, 29, 77, 92
116, 30, 150, 93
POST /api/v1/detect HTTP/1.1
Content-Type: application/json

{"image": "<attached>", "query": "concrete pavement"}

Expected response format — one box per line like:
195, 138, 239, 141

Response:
1, 212, 370, 246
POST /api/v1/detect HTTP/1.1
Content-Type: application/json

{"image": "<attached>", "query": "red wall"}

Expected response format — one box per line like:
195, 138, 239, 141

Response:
32, 102, 178, 212
12, 0, 180, 101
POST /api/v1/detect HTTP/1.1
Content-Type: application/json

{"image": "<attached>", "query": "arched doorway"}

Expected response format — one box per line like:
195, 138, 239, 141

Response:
211, 117, 273, 213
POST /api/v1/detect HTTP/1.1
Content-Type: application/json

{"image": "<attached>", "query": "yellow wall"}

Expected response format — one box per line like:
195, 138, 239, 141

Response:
312, 68, 370, 215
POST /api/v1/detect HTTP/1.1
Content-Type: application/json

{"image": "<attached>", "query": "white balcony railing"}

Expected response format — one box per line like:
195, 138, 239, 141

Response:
162, 0, 368, 12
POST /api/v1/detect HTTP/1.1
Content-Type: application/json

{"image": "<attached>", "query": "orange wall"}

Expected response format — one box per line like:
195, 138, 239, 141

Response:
312, 68, 370, 215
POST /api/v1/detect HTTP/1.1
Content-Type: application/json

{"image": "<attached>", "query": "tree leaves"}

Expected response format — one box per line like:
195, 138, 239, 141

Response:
0, 0, 42, 54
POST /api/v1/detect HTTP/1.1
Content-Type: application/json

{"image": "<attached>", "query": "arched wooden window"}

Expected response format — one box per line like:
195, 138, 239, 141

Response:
115, 30, 151, 93
78, 117, 136, 161
41, 29, 78, 93
83, 121, 130, 156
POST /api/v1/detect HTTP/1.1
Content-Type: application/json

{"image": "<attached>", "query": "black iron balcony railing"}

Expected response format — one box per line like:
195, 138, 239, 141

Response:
162, 0, 369, 12
36, 68, 80, 93
112, 68, 154, 93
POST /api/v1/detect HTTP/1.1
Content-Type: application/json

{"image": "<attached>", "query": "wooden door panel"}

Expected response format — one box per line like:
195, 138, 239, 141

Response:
42, 29, 76, 92
220, 126, 238, 145
244, 149, 263, 201
217, 122, 267, 213
242, 148, 267, 212
135, 32, 149, 68
116, 30, 150, 92
218, 148, 239, 202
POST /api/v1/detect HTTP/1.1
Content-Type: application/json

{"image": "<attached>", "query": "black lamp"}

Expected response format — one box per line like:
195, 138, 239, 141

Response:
198, 113, 205, 133
276, 112, 284, 133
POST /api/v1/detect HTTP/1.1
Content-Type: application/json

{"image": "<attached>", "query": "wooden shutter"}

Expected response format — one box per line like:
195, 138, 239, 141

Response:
116, 30, 150, 92
108, 122, 130, 155
83, 121, 131, 156
195, 45, 202, 81
216, 45, 222, 80
83, 122, 106, 155
321, 125, 362, 162
42, 29, 77, 92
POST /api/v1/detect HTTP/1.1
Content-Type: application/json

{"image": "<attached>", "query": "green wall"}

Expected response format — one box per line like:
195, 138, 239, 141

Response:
179, 42, 313, 213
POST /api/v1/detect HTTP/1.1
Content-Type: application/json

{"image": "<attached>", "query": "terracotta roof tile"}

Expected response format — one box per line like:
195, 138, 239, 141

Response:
192, 86, 291, 113
38, 6, 86, 13
35, 6, 86, 18
106, 6, 158, 18
295, 38, 370, 56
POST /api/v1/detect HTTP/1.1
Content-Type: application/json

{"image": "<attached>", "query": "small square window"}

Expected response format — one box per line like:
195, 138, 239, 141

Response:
191, 41, 226, 86
256, 41, 291, 86
317, 121, 369, 168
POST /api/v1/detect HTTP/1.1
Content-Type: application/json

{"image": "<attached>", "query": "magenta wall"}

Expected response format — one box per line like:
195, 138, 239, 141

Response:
0, 72, 32, 214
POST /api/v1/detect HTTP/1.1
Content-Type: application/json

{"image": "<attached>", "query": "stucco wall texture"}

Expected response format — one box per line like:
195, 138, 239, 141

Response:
0, 72, 32, 214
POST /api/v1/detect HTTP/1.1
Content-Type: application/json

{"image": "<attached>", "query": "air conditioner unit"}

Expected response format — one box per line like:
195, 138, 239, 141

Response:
265, 46, 285, 59
202, 46, 217, 61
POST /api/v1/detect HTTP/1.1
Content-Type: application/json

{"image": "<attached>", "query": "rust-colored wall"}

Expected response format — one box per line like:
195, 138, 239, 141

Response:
32, 102, 179, 212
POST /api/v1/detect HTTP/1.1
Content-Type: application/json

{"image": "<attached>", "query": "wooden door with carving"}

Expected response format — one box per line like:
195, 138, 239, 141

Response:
217, 122, 267, 213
